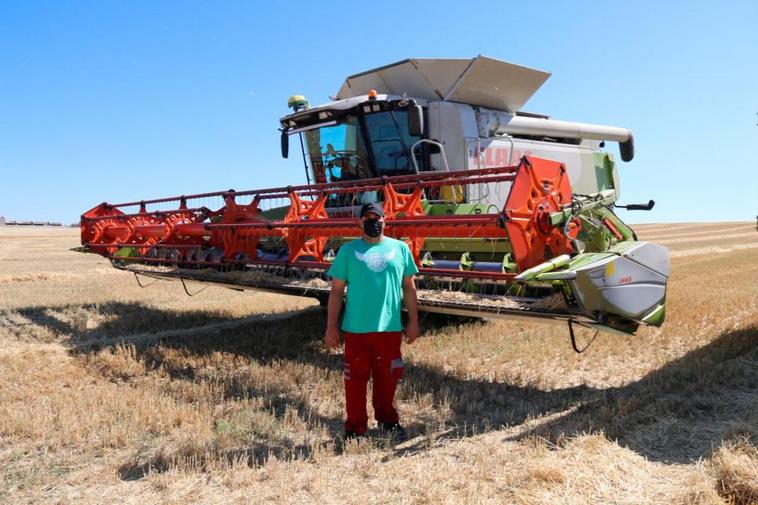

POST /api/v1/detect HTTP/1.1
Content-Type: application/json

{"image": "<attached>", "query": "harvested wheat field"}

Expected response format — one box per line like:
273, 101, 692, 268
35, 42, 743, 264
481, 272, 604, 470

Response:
1, 223, 756, 504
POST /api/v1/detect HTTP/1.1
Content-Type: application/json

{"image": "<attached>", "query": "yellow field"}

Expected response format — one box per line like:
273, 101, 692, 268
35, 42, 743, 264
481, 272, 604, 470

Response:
1, 224, 756, 504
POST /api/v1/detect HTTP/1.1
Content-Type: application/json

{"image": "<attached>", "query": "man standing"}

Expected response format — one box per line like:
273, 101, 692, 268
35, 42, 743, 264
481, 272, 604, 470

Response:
325, 202, 420, 439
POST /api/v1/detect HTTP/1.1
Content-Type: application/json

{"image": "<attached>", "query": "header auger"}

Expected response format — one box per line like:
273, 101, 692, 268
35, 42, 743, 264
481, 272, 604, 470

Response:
79, 55, 670, 341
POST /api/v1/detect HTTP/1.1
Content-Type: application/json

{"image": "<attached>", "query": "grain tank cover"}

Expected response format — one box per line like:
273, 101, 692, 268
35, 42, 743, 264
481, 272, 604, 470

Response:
336, 55, 551, 113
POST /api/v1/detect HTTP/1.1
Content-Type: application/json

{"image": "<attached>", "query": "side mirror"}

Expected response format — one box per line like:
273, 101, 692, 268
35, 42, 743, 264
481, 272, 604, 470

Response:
280, 131, 289, 158
619, 136, 634, 162
408, 105, 424, 137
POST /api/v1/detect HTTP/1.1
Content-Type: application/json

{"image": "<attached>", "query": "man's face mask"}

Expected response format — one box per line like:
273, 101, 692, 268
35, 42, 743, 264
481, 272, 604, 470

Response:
363, 218, 383, 238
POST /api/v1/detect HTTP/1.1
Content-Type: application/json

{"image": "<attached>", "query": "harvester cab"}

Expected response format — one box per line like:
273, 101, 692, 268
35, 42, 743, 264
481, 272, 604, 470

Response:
79, 55, 669, 345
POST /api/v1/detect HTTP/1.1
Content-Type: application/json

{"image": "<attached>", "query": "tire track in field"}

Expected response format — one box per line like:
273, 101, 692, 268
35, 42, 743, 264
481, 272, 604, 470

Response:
633, 222, 748, 235
631, 223, 706, 234
637, 224, 753, 241
670, 242, 758, 257
652, 232, 756, 246
68, 305, 323, 351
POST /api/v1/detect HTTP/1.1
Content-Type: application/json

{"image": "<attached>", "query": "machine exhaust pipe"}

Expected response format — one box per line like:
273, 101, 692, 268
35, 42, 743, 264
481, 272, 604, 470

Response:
478, 110, 635, 162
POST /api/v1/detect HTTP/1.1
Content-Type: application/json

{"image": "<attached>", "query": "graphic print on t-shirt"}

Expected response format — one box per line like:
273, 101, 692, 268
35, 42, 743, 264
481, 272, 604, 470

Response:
354, 249, 396, 272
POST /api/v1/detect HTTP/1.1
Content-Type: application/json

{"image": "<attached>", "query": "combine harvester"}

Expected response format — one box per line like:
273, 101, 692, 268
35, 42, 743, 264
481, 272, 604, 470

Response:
79, 56, 669, 347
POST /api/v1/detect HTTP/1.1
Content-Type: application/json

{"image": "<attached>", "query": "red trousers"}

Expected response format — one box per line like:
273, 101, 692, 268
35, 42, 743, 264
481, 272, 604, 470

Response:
343, 331, 404, 434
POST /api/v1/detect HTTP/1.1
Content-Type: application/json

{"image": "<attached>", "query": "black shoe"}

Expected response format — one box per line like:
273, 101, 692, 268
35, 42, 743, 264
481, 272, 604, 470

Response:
344, 430, 365, 441
378, 422, 407, 442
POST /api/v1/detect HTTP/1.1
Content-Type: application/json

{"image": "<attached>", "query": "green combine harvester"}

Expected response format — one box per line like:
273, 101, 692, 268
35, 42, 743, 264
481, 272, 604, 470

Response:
80, 56, 669, 348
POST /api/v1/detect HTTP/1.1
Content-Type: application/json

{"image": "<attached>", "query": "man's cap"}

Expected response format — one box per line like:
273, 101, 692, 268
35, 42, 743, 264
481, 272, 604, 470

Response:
359, 202, 384, 218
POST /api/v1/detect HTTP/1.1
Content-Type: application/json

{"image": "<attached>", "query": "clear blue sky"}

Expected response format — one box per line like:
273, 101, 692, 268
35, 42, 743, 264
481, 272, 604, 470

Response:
1, 0, 756, 224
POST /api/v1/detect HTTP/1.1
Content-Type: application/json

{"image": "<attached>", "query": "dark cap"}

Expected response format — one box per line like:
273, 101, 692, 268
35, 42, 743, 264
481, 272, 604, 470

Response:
359, 202, 384, 218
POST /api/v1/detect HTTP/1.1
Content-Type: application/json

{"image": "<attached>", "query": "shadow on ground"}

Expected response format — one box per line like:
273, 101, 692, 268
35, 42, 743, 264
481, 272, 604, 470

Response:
508, 324, 758, 463
8, 301, 757, 474
14, 302, 234, 343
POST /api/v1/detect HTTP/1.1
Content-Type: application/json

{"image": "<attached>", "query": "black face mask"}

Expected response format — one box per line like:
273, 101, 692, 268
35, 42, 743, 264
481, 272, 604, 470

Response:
363, 218, 383, 238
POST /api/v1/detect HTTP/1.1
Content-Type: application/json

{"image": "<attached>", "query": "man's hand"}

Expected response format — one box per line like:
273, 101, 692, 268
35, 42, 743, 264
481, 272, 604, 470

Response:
402, 275, 419, 344
325, 326, 340, 349
404, 320, 420, 344
325, 279, 346, 350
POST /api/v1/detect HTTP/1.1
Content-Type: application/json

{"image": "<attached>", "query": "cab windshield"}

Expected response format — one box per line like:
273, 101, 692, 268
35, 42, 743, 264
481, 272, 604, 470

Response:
304, 116, 371, 184
303, 109, 423, 184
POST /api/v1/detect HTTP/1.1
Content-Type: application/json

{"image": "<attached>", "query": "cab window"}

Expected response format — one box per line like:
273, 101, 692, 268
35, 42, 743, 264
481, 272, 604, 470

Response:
363, 110, 423, 175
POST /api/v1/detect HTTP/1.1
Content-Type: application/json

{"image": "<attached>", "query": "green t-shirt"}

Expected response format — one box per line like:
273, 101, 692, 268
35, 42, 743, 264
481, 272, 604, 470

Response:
327, 237, 419, 333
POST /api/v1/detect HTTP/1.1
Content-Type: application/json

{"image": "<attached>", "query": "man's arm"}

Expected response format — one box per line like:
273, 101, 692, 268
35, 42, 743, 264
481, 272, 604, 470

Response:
402, 275, 419, 344
325, 279, 346, 348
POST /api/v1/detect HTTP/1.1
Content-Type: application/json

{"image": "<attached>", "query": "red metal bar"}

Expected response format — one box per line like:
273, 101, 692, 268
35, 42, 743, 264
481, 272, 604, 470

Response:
109, 164, 521, 208
103, 224, 130, 240
389, 215, 501, 226
82, 206, 208, 222
206, 219, 357, 229
133, 224, 168, 239
92, 243, 209, 249
389, 227, 504, 239
83, 172, 515, 228
174, 223, 210, 237
205, 214, 503, 230
272, 174, 516, 199
82, 174, 514, 225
